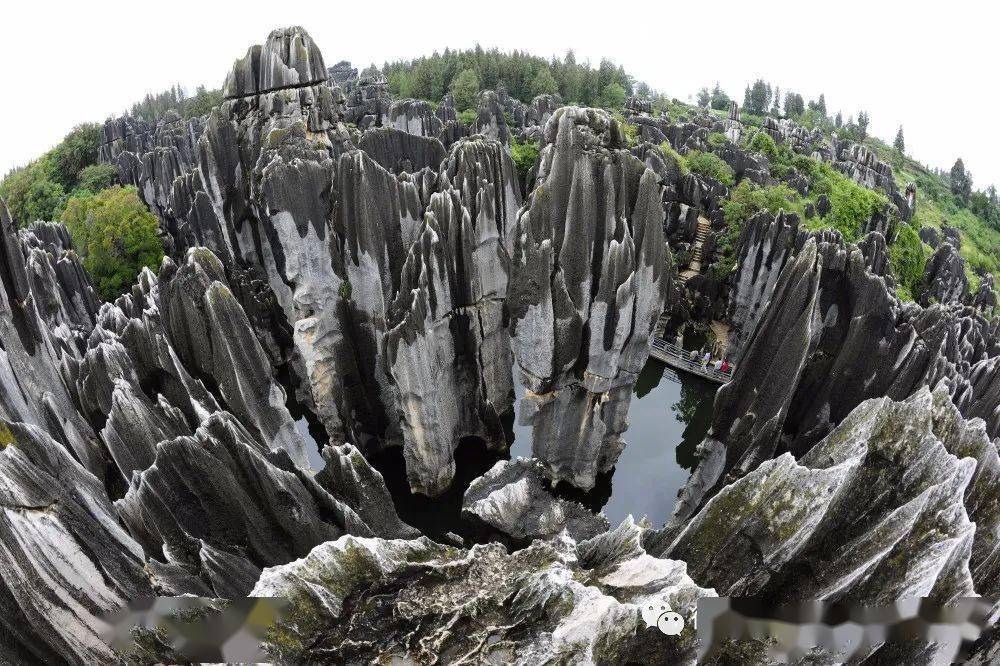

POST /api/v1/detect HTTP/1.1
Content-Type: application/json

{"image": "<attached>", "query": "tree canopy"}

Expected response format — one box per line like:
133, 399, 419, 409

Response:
62, 186, 164, 301
384, 47, 635, 106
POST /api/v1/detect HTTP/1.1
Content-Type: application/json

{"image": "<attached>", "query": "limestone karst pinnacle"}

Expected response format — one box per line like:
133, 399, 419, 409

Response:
1, 23, 999, 664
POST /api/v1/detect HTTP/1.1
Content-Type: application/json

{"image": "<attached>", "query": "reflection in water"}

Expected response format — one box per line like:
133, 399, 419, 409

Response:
284, 354, 715, 538
510, 360, 716, 528
371, 437, 508, 542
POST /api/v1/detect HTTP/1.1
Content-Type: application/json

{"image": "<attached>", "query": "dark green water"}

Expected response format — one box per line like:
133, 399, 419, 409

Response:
303, 358, 717, 539
508, 360, 717, 528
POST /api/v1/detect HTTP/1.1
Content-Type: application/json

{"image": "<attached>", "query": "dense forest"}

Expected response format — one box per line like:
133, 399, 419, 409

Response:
383, 47, 635, 109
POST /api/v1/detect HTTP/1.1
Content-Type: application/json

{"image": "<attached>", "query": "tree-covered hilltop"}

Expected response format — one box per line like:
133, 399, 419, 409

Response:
128, 84, 223, 123
382, 47, 635, 109
679, 79, 1000, 295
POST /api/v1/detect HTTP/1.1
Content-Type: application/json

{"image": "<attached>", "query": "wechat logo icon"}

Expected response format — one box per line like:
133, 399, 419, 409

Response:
641, 600, 685, 636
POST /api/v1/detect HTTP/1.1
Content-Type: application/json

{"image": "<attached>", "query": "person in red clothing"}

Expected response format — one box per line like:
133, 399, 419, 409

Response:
720, 359, 731, 374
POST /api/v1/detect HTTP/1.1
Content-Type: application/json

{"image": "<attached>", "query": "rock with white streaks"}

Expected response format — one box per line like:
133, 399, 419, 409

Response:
386, 98, 442, 137
921, 240, 968, 306
671, 219, 1000, 525
462, 457, 609, 541
250, 518, 715, 664
0, 420, 152, 665
661, 386, 1000, 604
508, 107, 672, 490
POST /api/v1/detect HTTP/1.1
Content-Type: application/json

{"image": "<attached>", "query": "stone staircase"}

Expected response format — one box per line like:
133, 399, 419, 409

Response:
678, 216, 711, 283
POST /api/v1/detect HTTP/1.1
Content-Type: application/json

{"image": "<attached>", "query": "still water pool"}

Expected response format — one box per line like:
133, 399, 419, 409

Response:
507, 360, 716, 527
371, 359, 718, 539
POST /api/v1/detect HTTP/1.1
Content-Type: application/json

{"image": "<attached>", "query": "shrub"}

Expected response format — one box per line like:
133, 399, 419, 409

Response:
76, 164, 118, 193
889, 222, 927, 301
457, 108, 478, 126
62, 186, 164, 300
450, 68, 480, 112
509, 137, 540, 182
746, 131, 778, 159
658, 142, 688, 176
686, 151, 734, 186
708, 132, 728, 149
809, 163, 887, 241
715, 181, 802, 279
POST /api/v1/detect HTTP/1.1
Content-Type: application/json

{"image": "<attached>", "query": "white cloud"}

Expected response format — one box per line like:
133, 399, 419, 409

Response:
2, 0, 996, 189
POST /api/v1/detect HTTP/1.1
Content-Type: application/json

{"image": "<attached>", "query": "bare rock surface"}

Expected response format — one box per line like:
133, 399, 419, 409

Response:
508, 107, 672, 490
250, 518, 715, 664
462, 457, 609, 541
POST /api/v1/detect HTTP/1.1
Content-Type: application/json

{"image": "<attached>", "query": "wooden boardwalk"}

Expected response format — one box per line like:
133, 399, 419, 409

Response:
649, 338, 732, 385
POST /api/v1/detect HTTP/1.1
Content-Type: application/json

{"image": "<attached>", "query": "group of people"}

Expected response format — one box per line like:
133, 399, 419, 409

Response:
686, 348, 732, 374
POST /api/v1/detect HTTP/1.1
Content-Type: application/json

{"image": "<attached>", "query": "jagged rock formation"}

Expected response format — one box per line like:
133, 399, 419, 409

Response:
974, 274, 997, 312
672, 219, 1000, 525
462, 457, 609, 542
250, 518, 715, 664
0, 206, 416, 661
343, 65, 390, 128
921, 240, 968, 306
508, 107, 672, 490
99, 27, 529, 497
386, 98, 442, 137
661, 386, 1000, 603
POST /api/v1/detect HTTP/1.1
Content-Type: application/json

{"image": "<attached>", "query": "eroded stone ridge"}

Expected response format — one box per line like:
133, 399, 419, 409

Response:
662, 387, 1000, 604
508, 107, 672, 490
250, 518, 715, 663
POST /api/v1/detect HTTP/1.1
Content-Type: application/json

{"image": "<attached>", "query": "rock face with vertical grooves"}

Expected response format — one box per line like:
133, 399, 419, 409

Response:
99, 27, 526, 496
661, 386, 1000, 604
921, 239, 969, 306
250, 518, 715, 664
671, 219, 1000, 525
508, 107, 672, 490
0, 203, 416, 660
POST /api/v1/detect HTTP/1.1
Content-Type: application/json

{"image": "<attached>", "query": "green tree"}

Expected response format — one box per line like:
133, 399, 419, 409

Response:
50, 123, 103, 191
597, 82, 626, 109
950, 158, 972, 203
76, 164, 118, 193
770, 86, 782, 116
0, 162, 65, 224
856, 111, 870, 141
696, 87, 711, 108
450, 68, 481, 111
784, 92, 805, 118
745, 80, 772, 115
61, 186, 164, 300
529, 66, 559, 98
893, 126, 905, 153
709, 83, 730, 111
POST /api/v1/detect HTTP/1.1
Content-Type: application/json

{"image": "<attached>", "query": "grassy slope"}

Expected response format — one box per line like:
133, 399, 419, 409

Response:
653, 97, 998, 298
867, 137, 999, 292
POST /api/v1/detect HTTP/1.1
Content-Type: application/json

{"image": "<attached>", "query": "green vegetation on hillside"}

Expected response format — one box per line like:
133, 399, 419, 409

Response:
0, 123, 105, 224
61, 186, 164, 301
129, 84, 223, 123
384, 48, 635, 107
870, 138, 1000, 288
509, 137, 540, 183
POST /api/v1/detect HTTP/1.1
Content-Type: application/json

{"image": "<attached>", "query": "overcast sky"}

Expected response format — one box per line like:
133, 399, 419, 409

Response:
3, 1, 997, 189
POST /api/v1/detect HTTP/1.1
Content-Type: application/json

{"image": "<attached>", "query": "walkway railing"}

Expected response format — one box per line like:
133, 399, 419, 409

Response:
649, 337, 733, 384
